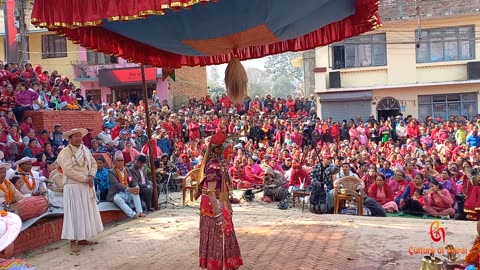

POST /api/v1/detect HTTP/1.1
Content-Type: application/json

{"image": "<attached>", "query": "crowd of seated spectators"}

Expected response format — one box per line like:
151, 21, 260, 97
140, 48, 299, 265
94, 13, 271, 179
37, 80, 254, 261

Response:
0, 61, 478, 223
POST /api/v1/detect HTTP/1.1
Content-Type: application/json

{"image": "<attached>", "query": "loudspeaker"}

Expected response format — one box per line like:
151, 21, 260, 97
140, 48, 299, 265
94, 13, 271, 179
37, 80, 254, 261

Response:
329, 71, 341, 88
467, 62, 480, 80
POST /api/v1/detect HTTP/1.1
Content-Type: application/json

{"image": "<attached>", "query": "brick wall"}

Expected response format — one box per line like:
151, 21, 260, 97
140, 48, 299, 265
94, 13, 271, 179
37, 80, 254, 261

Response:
12, 211, 127, 256
169, 66, 207, 102
12, 218, 63, 255
25, 111, 103, 136
380, 0, 480, 21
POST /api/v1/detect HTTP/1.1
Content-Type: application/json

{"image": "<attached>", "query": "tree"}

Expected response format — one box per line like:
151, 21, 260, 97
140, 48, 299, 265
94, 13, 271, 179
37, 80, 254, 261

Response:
246, 67, 273, 98
208, 85, 226, 98
264, 52, 305, 96
207, 65, 226, 98
271, 76, 296, 98
16, 0, 29, 65
208, 65, 221, 86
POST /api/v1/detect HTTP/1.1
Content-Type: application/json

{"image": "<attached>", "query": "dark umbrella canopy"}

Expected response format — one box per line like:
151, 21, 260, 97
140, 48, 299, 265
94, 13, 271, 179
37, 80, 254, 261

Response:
31, 0, 381, 68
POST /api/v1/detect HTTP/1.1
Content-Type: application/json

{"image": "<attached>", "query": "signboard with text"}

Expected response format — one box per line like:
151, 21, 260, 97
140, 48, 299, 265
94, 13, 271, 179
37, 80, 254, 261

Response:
98, 67, 157, 87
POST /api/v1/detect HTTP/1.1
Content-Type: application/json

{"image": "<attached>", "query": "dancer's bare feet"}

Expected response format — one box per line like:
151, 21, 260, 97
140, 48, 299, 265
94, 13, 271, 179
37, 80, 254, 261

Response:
70, 240, 80, 253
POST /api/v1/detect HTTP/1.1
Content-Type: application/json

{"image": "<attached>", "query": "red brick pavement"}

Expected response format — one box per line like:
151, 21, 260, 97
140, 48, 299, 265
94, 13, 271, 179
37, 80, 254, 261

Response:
24, 203, 476, 270
25, 208, 358, 270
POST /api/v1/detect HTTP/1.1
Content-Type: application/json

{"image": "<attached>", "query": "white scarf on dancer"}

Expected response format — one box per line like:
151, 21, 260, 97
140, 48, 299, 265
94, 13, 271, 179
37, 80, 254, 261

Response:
70, 144, 92, 171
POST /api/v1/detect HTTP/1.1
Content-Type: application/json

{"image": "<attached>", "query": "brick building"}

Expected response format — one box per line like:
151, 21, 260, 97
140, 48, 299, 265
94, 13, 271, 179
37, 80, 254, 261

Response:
169, 66, 208, 110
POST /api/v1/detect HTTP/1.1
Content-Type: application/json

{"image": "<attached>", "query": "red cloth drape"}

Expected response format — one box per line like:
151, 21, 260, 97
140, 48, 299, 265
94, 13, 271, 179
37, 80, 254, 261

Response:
31, 0, 380, 68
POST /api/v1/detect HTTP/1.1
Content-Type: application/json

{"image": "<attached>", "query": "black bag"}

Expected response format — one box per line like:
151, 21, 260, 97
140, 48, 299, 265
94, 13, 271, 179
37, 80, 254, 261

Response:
278, 195, 289, 210
242, 189, 255, 202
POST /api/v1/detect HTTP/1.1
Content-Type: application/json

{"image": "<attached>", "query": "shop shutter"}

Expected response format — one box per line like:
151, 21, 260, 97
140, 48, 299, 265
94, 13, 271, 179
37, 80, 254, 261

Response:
321, 100, 371, 122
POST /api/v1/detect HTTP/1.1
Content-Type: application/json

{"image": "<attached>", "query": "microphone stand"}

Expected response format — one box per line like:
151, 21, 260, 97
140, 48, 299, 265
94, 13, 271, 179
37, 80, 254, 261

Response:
159, 172, 176, 208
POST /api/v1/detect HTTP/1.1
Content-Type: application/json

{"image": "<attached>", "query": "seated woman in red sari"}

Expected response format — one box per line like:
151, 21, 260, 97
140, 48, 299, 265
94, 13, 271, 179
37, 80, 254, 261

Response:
23, 138, 43, 166
122, 141, 140, 165
229, 158, 252, 189
288, 163, 311, 191
0, 85, 15, 113
19, 116, 34, 137
176, 154, 191, 176
399, 173, 430, 215
0, 124, 9, 159
423, 179, 455, 219
437, 169, 457, 199
389, 170, 409, 205
368, 174, 398, 213
463, 167, 480, 220
141, 139, 163, 159
198, 132, 242, 270
243, 156, 264, 186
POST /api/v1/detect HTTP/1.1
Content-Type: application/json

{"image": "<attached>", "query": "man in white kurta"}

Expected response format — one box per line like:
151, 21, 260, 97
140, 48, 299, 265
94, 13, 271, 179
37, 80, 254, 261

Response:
14, 157, 44, 196
57, 128, 103, 253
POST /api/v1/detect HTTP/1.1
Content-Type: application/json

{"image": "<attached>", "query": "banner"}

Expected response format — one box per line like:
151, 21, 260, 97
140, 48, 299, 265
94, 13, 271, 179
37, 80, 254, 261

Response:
98, 67, 157, 87
4, 0, 19, 63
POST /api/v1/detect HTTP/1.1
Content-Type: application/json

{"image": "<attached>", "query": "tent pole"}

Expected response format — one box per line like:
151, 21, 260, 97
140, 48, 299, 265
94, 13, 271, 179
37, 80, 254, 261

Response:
141, 64, 159, 210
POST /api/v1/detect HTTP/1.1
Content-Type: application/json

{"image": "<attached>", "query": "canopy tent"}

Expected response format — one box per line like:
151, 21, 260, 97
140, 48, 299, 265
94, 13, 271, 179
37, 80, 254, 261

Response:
31, 0, 381, 68
31, 0, 382, 210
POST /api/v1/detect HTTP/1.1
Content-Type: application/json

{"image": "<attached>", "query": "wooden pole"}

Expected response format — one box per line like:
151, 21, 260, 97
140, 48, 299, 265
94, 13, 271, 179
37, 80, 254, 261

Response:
141, 65, 159, 210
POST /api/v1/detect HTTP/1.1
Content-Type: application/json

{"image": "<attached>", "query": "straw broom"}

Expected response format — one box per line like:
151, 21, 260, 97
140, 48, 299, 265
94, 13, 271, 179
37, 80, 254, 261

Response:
224, 58, 248, 104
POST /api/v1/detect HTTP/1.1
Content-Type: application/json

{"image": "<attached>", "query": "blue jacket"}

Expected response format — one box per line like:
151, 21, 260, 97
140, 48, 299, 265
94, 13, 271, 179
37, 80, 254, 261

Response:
157, 137, 171, 155
467, 134, 480, 148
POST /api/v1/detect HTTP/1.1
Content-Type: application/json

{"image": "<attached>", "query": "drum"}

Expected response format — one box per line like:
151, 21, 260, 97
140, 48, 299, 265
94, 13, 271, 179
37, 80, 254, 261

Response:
10, 196, 48, 221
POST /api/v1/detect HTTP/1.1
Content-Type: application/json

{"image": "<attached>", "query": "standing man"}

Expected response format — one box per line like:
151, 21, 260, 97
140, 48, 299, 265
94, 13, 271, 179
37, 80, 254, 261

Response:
309, 155, 339, 214
57, 128, 103, 253
128, 155, 154, 212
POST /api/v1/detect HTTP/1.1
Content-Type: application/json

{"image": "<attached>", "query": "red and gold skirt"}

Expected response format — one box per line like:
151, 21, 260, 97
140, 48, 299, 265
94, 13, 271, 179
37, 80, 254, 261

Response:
199, 195, 242, 270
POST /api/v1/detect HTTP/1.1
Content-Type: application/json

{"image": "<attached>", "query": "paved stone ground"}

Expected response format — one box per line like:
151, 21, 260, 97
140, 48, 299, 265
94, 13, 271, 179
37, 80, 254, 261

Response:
24, 192, 476, 270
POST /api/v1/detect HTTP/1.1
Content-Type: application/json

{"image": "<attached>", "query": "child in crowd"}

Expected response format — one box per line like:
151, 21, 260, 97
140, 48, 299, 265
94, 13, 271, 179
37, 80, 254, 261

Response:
94, 157, 109, 201
0, 211, 36, 269
412, 189, 424, 207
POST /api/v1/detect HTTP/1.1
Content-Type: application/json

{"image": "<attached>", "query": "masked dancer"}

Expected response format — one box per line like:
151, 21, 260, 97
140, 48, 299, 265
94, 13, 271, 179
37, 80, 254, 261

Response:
197, 132, 243, 270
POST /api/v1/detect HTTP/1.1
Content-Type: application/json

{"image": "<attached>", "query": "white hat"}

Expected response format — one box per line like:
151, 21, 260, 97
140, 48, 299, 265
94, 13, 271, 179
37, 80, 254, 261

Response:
0, 162, 11, 170
0, 211, 21, 252
113, 151, 124, 161
62, 128, 88, 140
14, 157, 36, 167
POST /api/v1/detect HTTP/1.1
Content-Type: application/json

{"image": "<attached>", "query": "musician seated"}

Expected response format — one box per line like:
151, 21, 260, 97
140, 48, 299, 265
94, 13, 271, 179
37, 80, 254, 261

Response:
47, 162, 65, 208
263, 166, 288, 202
0, 162, 25, 208
14, 157, 46, 196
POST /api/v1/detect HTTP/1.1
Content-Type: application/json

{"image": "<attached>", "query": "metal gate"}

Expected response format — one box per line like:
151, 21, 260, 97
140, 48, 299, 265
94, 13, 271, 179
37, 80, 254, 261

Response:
321, 100, 371, 122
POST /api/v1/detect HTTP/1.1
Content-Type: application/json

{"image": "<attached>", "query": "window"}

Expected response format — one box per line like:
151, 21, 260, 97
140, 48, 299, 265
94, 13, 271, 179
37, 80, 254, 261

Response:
418, 93, 477, 121
41, 35, 67, 58
86, 50, 118, 65
331, 34, 387, 69
416, 26, 475, 63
